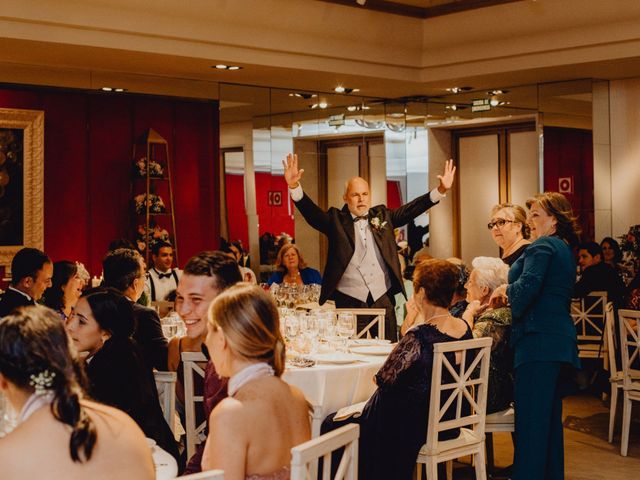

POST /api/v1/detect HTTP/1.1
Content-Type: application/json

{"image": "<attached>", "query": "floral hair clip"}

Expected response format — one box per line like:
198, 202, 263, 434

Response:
29, 370, 56, 395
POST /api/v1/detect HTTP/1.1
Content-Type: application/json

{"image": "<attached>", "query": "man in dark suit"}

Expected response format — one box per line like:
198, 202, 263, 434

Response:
103, 248, 168, 371
575, 241, 625, 308
283, 153, 456, 341
0, 247, 52, 317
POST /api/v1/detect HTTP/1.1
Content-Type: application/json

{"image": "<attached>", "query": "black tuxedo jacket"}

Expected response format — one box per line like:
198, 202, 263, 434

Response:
0, 288, 35, 317
294, 191, 438, 305
574, 261, 626, 308
132, 302, 169, 371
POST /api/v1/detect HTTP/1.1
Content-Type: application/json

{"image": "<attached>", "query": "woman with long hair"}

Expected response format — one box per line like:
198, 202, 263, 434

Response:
65, 288, 179, 464
42, 260, 84, 321
493, 192, 581, 480
0, 305, 154, 479
201, 284, 310, 479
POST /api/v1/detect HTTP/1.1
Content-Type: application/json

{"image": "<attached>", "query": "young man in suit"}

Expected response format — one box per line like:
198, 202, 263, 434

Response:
103, 248, 168, 371
575, 241, 625, 308
283, 153, 455, 341
0, 247, 52, 317
146, 240, 182, 302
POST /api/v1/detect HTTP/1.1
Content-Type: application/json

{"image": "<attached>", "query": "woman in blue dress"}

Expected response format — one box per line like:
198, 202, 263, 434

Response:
493, 192, 581, 480
267, 244, 321, 286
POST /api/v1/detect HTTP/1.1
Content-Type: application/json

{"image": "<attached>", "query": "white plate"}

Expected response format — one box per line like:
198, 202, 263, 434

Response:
350, 339, 391, 346
312, 353, 359, 364
350, 344, 394, 356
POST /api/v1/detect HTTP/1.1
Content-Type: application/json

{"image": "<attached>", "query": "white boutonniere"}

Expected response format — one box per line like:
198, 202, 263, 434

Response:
369, 213, 388, 232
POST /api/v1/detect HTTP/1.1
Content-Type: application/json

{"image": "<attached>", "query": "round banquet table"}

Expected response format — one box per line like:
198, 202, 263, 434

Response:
282, 351, 387, 436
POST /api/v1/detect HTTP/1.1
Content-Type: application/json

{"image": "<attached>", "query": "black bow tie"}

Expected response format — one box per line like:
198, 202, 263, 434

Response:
156, 271, 172, 279
353, 214, 368, 222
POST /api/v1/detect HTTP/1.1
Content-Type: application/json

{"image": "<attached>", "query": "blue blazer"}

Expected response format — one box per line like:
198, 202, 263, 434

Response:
267, 267, 322, 286
507, 236, 580, 369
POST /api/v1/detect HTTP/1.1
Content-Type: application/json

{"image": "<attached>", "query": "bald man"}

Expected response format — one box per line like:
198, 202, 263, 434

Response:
283, 154, 455, 341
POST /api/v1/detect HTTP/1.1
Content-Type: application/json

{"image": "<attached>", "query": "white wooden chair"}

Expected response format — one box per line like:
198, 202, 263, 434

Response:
290, 423, 359, 480
335, 308, 386, 339
571, 291, 608, 365
618, 309, 640, 456
604, 302, 623, 443
179, 470, 225, 479
153, 370, 177, 434
182, 351, 208, 460
415, 337, 492, 480
484, 406, 514, 470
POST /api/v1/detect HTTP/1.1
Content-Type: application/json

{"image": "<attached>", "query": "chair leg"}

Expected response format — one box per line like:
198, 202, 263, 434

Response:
485, 432, 495, 470
445, 460, 453, 480
415, 462, 423, 480
425, 458, 438, 480
474, 445, 488, 480
621, 393, 632, 457
608, 385, 618, 443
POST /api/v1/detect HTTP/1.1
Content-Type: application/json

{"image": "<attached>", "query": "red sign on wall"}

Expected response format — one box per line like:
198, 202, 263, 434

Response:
558, 177, 573, 194
268, 191, 282, 206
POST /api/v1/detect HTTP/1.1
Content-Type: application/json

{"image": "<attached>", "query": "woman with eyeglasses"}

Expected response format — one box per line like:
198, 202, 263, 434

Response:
487, 204, 531, 266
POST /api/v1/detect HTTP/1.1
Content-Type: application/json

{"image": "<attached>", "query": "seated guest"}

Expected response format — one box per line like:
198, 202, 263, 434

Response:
146, 240, 181, 302
625, 271, 640, 310
398, 250, 433, 337
43, 260, 84, 321
461, 257, 513, 414
322, 259, 472, 480
488, 203, 531, 265
66, 288, 179, 463
601, 236, 633, 284
102, 248, 168, 371
446, 257, 469, 318
575, 241, 626, 308
0, 306, 154, 480
267, 243, 322, 286
0, 247, 52, 317
201, 284, 311, 478
177, 251, 243, 475
222, 242, 257, 284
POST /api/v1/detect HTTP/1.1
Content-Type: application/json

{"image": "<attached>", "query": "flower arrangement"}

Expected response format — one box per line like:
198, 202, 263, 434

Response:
619, 224, 640, 280
134, 157, 164, 178
134, 193, 166, 214
369, 212, 388, 233
136, 223, 170, 253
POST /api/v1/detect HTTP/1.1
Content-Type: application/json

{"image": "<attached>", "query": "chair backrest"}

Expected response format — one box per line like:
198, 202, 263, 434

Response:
424, 337, 492, 455
182, 351, 208, 460
618, 309, 640, 390
290, 423, 359, 480
154, 370, 177, 434
334, 308, 386, 339
179, 470, 225, 480
604, 302, 618, 377
571, 291, 608, 356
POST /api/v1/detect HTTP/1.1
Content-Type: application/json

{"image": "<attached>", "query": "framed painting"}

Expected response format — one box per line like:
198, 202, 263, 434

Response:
0, 108, 44, 267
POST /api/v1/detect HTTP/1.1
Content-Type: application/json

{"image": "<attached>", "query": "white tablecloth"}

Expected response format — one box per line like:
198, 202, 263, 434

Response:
152, 443, 178, 480
282, 353, 386, 435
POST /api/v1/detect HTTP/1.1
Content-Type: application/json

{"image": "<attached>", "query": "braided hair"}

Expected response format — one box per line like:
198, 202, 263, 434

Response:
0, 305, 96, 462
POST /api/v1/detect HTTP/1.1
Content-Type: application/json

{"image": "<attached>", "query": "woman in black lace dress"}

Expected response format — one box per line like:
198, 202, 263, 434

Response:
322, 259, 472, 480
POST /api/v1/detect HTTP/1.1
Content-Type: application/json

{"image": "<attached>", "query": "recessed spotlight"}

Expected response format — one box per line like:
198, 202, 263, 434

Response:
289, 92, 317, 99
318, 102, 328, 109
215, 64, 228, 69
347, 106, 358, 112
100, 87, 127, 92
445, 104, 467, 111
334, 86, 359, 94
490, 99, 500, 107
446, 86, 472, 93
212, 64, 243, 70
334, 86, 346, 93
227, 65, 242, 70
487, 89, 508, 95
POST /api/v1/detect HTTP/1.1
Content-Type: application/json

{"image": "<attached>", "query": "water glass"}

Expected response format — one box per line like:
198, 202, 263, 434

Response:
337, 312, 356, 351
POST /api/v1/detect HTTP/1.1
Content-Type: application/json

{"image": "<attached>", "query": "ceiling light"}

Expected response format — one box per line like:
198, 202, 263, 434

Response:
490, 99, 500, 107
488, 89, 508, 95
347, 106, 358, 112
446, 86, 472, 94
356, 0, 367, 5
212, 64, 242, 70
318, 102, 328, 109
334, 86, 359, 94
100, 87, 127, 92
334, 86, 346, 93
289, 92, 316, 99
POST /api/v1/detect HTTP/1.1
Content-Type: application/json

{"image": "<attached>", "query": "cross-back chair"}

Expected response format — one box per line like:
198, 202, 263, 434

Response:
571, 291, 608, 365
153, 370, 177, 435
334, 308, 386, 339
416, 337, 492, 480
182, 350, 208, 460
618, 309, 640, 456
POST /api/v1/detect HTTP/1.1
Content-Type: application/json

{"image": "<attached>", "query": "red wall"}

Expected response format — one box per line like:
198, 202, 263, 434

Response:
0, 85, 219, 276
543, 126, 594, 241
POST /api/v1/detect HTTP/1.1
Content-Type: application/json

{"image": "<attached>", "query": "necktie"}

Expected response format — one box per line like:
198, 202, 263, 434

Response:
353, 215, 368, 222
157, 271, 172, 279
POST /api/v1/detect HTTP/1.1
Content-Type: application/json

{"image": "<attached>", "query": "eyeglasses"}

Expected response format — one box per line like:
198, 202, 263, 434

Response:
487, 219, 514, 230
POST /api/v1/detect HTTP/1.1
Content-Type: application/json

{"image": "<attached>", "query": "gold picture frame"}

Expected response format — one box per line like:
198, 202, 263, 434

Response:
0, 108, 44, 267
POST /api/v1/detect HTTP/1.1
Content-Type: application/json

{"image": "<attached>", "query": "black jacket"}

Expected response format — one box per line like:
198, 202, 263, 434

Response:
0, 288, 35, 317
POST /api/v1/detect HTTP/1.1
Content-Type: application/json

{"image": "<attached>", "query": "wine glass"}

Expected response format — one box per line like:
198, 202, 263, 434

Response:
336, 312, 356, 351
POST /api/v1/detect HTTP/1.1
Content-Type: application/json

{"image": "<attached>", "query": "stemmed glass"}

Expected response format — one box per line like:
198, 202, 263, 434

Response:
336, 312, 356, 352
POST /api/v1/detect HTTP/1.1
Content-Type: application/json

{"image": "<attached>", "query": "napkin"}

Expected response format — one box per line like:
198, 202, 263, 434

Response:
334, 401, 367, 421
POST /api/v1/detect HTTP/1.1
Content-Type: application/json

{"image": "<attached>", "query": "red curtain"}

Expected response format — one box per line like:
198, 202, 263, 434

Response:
0, 85, 219, 278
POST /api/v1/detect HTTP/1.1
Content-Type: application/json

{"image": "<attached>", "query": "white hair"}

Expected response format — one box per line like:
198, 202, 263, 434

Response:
471, 256, 509, 293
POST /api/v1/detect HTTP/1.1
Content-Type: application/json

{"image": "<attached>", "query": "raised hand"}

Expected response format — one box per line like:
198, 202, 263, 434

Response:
436, 158, 456, 194
282, 153, 304, 188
